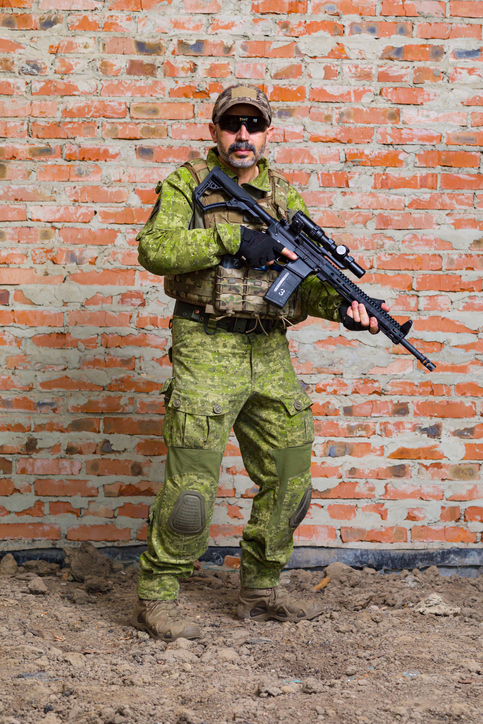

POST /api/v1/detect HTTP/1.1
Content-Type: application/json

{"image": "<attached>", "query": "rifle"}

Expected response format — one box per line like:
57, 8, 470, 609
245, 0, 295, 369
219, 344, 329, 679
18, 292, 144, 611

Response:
194, 166, 436, 372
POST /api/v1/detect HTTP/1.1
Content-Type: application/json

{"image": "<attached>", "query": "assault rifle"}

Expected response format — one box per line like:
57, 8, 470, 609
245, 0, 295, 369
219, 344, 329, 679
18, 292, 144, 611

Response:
194, 167, 436, 372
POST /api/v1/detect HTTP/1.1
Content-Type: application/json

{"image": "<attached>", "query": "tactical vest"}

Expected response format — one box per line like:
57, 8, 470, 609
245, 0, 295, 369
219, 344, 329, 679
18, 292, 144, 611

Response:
163, 158, 303, 323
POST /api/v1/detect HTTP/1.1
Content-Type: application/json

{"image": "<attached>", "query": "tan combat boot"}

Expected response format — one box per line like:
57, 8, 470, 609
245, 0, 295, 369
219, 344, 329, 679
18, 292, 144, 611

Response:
237, 586, 324, 622
131, 599, 201, 641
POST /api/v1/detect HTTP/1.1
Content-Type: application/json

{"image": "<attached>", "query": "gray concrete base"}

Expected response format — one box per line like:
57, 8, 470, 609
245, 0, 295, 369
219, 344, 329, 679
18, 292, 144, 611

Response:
3, 545, 483, 577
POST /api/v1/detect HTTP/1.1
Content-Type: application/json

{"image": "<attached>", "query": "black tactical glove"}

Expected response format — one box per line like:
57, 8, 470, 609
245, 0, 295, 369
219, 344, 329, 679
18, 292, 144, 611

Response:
235, 226, 284, 268
339, 298, 385, 332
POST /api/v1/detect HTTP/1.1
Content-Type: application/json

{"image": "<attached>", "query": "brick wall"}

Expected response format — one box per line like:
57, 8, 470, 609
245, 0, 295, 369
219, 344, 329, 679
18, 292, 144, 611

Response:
1, 0, 482, 554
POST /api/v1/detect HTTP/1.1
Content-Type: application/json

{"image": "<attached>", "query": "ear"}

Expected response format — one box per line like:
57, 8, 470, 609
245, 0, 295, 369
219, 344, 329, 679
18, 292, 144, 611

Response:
266, 125, 274, 142
208, 123, 217, 143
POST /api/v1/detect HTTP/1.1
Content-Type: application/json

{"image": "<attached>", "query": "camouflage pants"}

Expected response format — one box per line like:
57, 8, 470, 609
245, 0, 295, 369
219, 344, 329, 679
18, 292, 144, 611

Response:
136, 316, 314, 601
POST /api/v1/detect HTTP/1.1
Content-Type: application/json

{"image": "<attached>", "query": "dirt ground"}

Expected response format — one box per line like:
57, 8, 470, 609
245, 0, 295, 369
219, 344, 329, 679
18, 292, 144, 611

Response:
1, 545, 483, 724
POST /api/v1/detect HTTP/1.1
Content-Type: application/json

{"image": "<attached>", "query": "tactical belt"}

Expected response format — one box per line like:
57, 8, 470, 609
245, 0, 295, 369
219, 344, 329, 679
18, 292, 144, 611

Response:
173, 300, 281, 336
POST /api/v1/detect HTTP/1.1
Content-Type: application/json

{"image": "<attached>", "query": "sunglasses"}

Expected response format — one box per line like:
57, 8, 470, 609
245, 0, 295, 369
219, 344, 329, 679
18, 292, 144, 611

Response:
217, 115, 269, 134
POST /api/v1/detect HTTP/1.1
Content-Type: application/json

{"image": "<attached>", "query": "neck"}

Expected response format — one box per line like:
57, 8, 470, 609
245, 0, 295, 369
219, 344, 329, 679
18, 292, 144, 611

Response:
228, 163, 259, 185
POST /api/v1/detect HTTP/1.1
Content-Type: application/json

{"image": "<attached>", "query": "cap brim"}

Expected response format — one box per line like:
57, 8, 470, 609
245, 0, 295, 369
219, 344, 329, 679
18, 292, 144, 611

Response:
213, 99, 271, 123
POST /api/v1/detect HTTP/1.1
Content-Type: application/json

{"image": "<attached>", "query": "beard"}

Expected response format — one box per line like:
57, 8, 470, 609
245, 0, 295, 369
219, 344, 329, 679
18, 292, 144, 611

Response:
218, 140, 267, 168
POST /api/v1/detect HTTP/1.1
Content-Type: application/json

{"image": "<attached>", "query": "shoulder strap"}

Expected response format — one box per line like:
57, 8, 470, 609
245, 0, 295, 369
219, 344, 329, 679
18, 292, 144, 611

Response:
155, 159, 210, 195
181, 158, 211, 184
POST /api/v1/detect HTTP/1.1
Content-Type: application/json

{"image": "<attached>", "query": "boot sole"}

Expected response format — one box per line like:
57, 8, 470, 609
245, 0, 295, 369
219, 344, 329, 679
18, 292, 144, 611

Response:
131, 616, 201, 641
237, 607, 324, 623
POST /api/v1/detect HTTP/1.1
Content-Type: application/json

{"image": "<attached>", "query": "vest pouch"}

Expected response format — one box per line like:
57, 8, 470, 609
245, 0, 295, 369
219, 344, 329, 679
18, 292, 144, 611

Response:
213, 264, 301, 319
164, 267, 217, 307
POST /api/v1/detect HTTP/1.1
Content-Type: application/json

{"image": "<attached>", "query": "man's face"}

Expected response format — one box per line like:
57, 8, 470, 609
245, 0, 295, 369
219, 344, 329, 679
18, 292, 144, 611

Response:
209, 103, 274, 171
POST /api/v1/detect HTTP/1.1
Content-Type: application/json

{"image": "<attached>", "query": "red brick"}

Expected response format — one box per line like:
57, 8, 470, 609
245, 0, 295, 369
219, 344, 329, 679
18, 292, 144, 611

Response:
68, 269, 136, 286
32, 80, 96, 96
382, 483, 444, 500
338, 107, 399, 124
240, 41, 298, 58
309, 127, 374, 144
447, 129, 483, 146
341, 527, 407, 543
17, 501, 45, 517
62, 101, 127, 118
293, 525, 337, 543
86, 502, 115, 518
380, 87, 437, 105
406, 508, 426, 521
253, 0, 306, 10
18, 458, 82, 475
313, 481, 376, 499
313, 0, 375, 11
135, 439, 167, 455
86, 458, 149, 476
411, 526, 477, 543
310, 86, 373, 103
378, 65, 411, 82
274, 148, 339, 165
377, 128, 442, 144
464, 506, 483, 522
0, 523, 60, 540
441, 506, 461, 522
349, 21, 412, 37
131, 102, 194, 120
362, 504, 388, 520
66, 524, 131, 541
101, 80, 166, 97
64, 144, 121, 162
419, 22, 481, 38
198, 62, 231, 78
104, 480, 161, 497
117, 502, 149, 518
34, 478, 99, 498
59, 228, 118, 245
32, 121, 97, 139
67, 396, 133, 414
382, 0, 445, 16
0, 37, 26, 52
50, 501, 81, 517
451, 1, 483, 16
464, 444, 483, 460
101, 37, 164, 55
415, 274, 481, 292
175, 39, 234, 56
327, 504, 357, 520
416, 150, 480, 168
345, 149, 406, 167
164, 59, 197, 77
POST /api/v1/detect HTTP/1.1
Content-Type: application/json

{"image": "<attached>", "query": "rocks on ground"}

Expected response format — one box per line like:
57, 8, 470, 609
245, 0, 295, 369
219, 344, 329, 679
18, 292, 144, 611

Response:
0, 554, 482, 723
63, 542, 113, 582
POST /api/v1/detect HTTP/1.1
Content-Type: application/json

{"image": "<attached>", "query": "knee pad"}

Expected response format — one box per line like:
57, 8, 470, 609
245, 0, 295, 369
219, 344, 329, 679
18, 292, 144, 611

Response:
168, 490, 206, 536
289, 485, 312, 529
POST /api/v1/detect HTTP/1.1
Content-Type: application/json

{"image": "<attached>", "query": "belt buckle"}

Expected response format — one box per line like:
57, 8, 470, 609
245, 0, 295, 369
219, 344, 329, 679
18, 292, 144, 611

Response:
205, 316, 218, 335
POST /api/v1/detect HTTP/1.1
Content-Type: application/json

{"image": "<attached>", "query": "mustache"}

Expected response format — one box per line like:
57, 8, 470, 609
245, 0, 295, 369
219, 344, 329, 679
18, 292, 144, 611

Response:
228, 142, 256, 154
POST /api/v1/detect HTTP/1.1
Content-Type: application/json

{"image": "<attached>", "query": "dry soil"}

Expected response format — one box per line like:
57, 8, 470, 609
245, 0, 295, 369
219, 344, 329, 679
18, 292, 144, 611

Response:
1, 544, 483, 724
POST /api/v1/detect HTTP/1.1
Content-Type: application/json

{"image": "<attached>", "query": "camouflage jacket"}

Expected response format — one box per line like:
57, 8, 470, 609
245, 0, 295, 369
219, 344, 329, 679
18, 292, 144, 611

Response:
137, 148, 343, 323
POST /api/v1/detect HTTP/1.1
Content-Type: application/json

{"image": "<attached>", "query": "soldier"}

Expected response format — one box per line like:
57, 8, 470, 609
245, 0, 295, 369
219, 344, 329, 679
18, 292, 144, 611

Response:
133, 85, 387, 641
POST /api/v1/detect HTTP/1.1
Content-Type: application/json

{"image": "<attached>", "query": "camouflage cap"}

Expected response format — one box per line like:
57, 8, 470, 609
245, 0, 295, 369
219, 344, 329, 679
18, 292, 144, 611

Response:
212, 84, 272, 124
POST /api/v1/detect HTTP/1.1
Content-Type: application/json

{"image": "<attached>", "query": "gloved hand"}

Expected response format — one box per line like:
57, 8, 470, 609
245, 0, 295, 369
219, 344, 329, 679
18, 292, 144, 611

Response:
340, 298, 385, 333
235, 226, 285, 268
